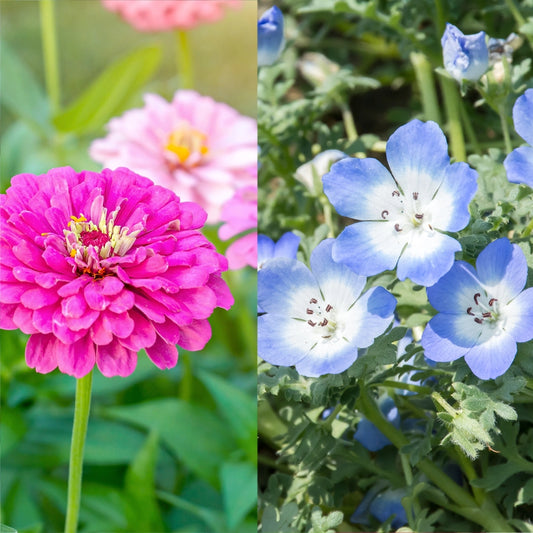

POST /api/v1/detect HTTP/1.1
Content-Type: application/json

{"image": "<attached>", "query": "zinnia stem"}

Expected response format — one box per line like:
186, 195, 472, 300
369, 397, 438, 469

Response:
176, 30, 194, 89
39, 0, 61, 114
64, 370, 93, 533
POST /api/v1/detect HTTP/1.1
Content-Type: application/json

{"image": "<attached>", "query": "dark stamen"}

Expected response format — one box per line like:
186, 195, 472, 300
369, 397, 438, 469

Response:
482, 312, 492, 318
322, 335, 331, 339
308, 320, 316, 327
320, 319, 328, 327
381, 210, 389, 219
428, 224, 433, 230
310, 298, 317, 304
474, 317, 483, 324
489, 298, 497, 306
392, 190, 400, 197
394, 223, 402, 232
413, 192, 419, 200
306, 309, 314, 314
415, 213, 424, 220
474, 293, 481, 305
325, 304, 332, 312
466, 307, 474, 316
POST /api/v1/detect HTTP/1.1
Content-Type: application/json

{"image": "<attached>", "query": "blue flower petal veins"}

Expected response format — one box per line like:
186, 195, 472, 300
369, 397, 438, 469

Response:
258, 6, 284, 67
257, 240, 396, 377
325, 120, 477, 286
421, 238, 532, 379
441, 23, 489, 82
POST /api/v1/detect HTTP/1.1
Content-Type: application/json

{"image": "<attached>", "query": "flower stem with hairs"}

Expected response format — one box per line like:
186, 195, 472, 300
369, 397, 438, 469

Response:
64, 371, 93, 533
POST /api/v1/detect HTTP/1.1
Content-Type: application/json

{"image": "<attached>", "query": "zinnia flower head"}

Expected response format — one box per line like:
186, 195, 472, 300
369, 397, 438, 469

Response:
90, 90, 257, 223
0, 167, 233, 378
258, 239, 396, 377
504, 89, 533, 187
258, 6, 284, 67
441, 23, 489, 82
323, 120, 478, 287
421, 238, 533, 380
218, 184, 257, 270
101, 0, 241, 32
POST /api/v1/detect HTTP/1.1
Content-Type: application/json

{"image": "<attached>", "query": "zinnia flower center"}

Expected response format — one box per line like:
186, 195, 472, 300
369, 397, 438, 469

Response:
165, 124, 209, 166
64, 208, 140, 278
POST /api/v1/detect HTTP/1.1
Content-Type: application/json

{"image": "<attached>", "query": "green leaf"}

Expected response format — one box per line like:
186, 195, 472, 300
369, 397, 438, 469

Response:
0, 41, 49, 132
104, 398, 235, 486
198, 370, 256, 458
53, 45, 161, 134
220, 461, 257, 529
124, 432, 164, 532
515, 478, 533, 507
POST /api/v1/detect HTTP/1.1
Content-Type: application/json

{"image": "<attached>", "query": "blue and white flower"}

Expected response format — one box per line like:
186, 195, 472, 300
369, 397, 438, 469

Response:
295, 149, 347, 196
351, 485, 408, 529
323, 120, 478, 287
258, 239, 396, 377
258, 6, 284, 67
354, 396, 400, 451
504, 89, 533, 187
258, 231, 300, 271
441, 23, 489, 82
421, 238, 533, 380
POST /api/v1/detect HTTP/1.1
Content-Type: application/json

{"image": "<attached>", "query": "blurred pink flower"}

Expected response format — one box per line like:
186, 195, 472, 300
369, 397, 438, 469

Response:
101, 0, 241, 32
0, 167, 233, 378
218, 184, 257, 269
90, 91, 257, 223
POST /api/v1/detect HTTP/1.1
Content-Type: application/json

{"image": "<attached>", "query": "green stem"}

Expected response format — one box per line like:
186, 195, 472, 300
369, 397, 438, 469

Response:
319, 194, 336, 238
460, 101, 481, 155
39, 0, 61, 114
499, 105, 513, 154
522, 216, 533, 237
64, 371, 93, 533
410, 52, 441, 124
357, 387, 513, 532
339, 102, 358, 142
179, 352, 192, 402
176, 30, 194, 89
439, 76, 466, 161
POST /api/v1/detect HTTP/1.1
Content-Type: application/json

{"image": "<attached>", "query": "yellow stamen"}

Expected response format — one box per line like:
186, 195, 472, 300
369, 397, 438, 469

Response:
165, 126, 209, 164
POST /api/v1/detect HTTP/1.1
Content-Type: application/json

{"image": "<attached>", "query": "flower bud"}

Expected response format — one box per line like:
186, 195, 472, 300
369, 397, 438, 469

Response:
258, 6, 284, 67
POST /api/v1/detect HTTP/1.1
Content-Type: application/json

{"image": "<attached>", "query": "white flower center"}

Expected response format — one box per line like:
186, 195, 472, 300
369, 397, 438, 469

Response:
466, 291, 503, 331
381, 190, 435, 234
304, 296, 345, 344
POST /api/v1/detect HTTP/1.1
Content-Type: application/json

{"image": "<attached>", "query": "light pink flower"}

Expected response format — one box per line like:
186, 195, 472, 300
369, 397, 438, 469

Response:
218, 185, 257, 269
101, 0, 241, 32
90, 91, 257, 223
0, 167, 233, 378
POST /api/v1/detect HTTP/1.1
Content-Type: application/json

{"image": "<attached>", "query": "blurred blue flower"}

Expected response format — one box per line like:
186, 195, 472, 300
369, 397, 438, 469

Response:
354, 396, 400, 451
351, 486, 408, 529
323, 120, 478, 286
441, 23, 489, 81
258, 6, 284, 67
258, 232, 300, 270
258, 239, 396, 377
422, 238, 533, 379
504, 89, 533, 187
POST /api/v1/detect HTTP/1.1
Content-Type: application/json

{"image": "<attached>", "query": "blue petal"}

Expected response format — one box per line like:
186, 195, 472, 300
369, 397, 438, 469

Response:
354, 417, 392, 451
258, 257, 318, 314
323, 157, 399, 220
257, 234, 275, 268
294, 339, 359, 377
386, 120, 449, 200
464, 331, 517, 379
258, 313, 309, 367
258, 6, 284, 67
369, 489, 408, 529
503, 287, 533, 343
422, 313, 480, 362
429, 162, 478, 231
350, 287, 396, 348
396, 230, 461, 286
310, 239, 366, 303
503, 146, 533, 187
512, 88, 533, 146
426, 260, 480, 313
333, 222, 406, 276
475, 238, 527, 301
274, 231, 300, 259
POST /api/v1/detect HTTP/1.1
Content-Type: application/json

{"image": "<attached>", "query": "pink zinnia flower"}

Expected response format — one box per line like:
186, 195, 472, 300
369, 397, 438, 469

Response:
0, 167, 233, 378
101, 0, 241, 32
90, 91, 257, 223
218, 185, 257, 269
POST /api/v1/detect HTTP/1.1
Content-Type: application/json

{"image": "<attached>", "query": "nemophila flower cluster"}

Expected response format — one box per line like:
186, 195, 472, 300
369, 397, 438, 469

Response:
90, 90, 257, 223
0, 167, 232, 378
